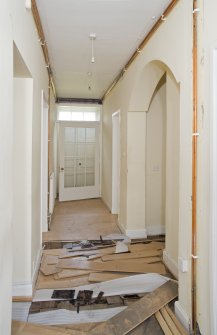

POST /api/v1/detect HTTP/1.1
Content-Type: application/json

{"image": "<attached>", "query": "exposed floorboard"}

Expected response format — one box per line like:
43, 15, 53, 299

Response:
43, 199, 120, 241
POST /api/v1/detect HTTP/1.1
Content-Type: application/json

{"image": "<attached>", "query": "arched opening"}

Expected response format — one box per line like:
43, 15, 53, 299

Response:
127, 60, 180, 277
146, 74, 166, 236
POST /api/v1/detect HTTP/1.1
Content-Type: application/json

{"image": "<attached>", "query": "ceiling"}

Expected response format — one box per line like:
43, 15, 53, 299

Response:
36, 0, 172, 100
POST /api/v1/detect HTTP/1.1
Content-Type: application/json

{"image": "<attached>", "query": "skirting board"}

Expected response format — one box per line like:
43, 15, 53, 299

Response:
12, 282, 33, 297
118, 223, 147, 239
175, 301, 190, 332
163, 250, 178, 279
146, 225, 165, 236
101, 198, 112, 213
125, 229, 147, 239
13, 247, 42, 298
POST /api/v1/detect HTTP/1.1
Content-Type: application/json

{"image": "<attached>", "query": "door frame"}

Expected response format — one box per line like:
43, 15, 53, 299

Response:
58, 121, 100, 201
112, 111, 120, 214
40, 90, 49, 234
210, 48, 217, 335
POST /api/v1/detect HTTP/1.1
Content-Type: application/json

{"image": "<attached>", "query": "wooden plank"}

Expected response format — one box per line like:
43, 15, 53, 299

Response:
89, 281, 178, 335
102, 250, 162, 262
57, 258, 167, 274
40, 264, 61, 276
128, 315, 164, 335
58, 242, 165, 260
12, 320, 85, 335
160, 307, 182, 335
54, 269, 92, 279
155, 310, 173, 335
28, 306, 127, 325
43, 249, 68, 256
12, 296, 32, 302
59, 247, 116, 259
164, 305, 188, 335
129, 242, 165, 252
36, 272, 90, 290
46, 255, 59, 265
55, 322, 102, 332
88, 272, 130, 282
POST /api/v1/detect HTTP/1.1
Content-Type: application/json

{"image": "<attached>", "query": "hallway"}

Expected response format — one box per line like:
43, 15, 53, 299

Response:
43, 199, 120, 242
11, 199, 185, 335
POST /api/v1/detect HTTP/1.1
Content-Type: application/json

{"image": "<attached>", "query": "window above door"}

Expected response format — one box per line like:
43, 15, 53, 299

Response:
57, 105, 101, 122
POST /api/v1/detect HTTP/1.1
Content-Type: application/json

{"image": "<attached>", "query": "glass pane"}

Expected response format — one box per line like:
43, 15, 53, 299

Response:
58, 106, 100, 121
64, 127, 96, 188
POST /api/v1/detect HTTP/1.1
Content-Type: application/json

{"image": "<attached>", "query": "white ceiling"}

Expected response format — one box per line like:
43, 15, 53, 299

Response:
36, 0, 171, 99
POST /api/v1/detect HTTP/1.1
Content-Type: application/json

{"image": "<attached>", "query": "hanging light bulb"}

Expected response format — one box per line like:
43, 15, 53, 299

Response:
89, 33, 96, 63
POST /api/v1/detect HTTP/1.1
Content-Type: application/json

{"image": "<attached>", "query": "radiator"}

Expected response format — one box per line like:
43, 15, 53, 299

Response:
49, 172, 55, 214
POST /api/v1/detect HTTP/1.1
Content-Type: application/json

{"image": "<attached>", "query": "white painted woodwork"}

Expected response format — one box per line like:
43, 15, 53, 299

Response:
41, 91, 49, 233
112, 111, 120, 214
59, 121, 100, 201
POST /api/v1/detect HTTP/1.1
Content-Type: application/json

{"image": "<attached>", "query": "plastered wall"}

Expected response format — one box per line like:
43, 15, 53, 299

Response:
102, 0, 193, 330
13, 78, 33, 286
165, 71, 180, 269
197, 0, 216, 333
0, 1, 13, 333
146, 78, 166, 236
9, 0, 49, 296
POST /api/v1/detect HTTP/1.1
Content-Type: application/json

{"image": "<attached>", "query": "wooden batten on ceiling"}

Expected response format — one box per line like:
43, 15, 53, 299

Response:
56, 97, 103, 105
31, 0, 179, 103
31, 0, 56, 99
101, 0, 179, 101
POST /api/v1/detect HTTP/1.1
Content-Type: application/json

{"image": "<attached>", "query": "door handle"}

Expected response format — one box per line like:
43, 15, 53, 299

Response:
60, 167, 64, 172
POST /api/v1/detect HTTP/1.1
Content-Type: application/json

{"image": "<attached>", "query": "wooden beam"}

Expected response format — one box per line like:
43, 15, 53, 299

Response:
56, 97, 102, 105
155, 310, 173, 335
90, 281, 178, 335
160, 307, 182, 334
31, 0, 56, 99
165, 305, 188, 335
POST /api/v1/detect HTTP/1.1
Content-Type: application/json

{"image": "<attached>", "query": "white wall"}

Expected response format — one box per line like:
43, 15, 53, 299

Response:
146, 78, 166, 236
13, 78, 33, 288
164, 71, 180, 277
0, 1, 13, 334
198, 0, 216, 333
126, 111, 146, 238
9, 0, 49, 295
102, 0, 193, 330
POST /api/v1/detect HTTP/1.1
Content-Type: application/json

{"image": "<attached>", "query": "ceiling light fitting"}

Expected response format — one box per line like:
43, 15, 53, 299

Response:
89, 33, 96, 63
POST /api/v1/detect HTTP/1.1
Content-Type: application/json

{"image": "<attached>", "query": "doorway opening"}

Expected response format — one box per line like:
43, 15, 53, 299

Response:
12, 42, 33, 295
112, 111, 120, 215
41, 91, 49, 233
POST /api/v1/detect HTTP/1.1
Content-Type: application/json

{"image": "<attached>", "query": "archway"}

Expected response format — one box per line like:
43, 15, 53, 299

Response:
146, 74, 166, 237
127, 60, 180, 277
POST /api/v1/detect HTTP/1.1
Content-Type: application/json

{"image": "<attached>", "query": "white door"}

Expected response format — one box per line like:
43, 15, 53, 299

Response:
59, 121, 100, 201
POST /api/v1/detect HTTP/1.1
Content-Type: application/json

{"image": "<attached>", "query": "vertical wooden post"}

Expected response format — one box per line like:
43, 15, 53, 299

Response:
192, 0, 199, 333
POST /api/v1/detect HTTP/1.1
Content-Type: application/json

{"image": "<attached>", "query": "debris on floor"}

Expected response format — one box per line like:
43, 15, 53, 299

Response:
12, 200, 187, 334
36, 240, 166, 290
12, 281, 185, 334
